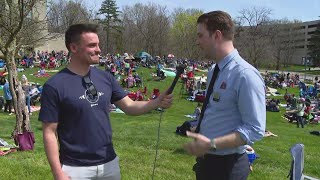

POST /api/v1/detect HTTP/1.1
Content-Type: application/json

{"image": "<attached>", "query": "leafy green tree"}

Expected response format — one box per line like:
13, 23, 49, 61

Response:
97, 0, 122, 53
170, 9, 203, 59
308, 21, 320, 66
268, 19, 302, 70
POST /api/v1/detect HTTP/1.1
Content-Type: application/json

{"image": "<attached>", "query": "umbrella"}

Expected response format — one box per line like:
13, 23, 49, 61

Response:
125, 55, 135, 60
134, 51, 152, 59
168, 54, 174, 58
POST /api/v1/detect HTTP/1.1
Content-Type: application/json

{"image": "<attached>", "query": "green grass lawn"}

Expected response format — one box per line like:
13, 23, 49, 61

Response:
1, 66, 320, 180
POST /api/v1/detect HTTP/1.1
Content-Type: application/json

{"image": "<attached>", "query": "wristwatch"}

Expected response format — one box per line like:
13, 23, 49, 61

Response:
210, 138, 217, 151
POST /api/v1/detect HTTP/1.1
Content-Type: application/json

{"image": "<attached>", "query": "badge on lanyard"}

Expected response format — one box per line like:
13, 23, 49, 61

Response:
212, 92, 220, 102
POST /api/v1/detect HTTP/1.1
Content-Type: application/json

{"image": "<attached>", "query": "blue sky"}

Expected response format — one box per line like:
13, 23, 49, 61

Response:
89, 0, 320, 22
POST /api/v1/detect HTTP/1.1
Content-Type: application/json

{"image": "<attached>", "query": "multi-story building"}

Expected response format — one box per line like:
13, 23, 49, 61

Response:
291, 20, 320, 65
31, 0, 67, 52
0, 0, 67, 56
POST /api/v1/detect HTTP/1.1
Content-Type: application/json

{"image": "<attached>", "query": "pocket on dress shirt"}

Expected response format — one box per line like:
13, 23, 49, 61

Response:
212, 89, 235, 111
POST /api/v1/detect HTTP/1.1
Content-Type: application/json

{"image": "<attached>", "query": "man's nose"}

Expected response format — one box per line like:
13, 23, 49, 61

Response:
96, 46, 101, 54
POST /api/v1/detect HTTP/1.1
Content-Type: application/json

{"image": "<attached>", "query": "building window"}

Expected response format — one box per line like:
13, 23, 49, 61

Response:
294, 39, 305, 43
307, 45, 315, 49
308, 24, 319, 29
308, 31, 316, 35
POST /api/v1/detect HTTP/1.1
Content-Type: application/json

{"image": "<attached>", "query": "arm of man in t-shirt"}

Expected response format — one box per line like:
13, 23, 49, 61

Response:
43, 122, 70, 180
109, 73, 173, 116
114, 91, 173, 116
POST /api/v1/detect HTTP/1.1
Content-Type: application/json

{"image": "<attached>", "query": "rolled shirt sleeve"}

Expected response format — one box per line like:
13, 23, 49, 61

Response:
236, 68, 266, 145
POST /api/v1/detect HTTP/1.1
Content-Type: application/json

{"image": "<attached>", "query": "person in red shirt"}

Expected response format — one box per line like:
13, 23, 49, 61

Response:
187, 70, 194, 79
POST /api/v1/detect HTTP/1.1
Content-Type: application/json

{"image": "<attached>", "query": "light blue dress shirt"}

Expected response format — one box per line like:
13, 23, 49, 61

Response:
200, 49, 266, 155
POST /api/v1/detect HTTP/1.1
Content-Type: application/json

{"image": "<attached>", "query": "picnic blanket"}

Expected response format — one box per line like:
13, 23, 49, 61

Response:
109, 104, 125, 114
110, 108, 125, 114
162, 69, 176, 77
279, 103, 288, 107
266, 87, 282, 96
0, 148, 17, 156
46, 70, 59, 73
0, 138, 17, 156
264, 130, 278, 137
185, 114, 197, 119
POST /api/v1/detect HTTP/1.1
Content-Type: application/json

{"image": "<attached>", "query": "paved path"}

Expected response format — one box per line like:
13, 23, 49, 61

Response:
260, 69, 318, 82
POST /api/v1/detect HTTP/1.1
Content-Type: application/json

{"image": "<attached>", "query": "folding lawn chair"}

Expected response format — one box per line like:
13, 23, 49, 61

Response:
288, 144, 319, 180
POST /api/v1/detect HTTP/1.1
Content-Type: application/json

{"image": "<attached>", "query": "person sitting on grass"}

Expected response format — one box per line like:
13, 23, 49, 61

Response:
159, 70, 166, 80
35, 67, 49, 77
125, 74, 136, 88
193, 103, 202, 120
286, 94, 298, 109
39, 67, 46, 76
133, 72, 142, 87
30, 83, 41, 105
266, 98, 280, 112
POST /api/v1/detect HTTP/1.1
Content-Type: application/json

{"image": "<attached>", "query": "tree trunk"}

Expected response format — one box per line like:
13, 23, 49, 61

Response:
106, 21, 110, 53
276, 51, 281, 70
5, 40, 30, 135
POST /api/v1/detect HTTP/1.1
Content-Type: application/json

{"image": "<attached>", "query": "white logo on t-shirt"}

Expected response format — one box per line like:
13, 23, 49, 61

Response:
79, 92, 104, 107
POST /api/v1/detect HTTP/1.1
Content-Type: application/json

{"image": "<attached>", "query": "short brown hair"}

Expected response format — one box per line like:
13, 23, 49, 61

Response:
197, 11, 234, 40
65, 23, 99, 51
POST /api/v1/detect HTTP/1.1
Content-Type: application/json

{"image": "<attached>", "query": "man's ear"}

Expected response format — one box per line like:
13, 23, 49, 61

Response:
69, 43, 78, 54
215, 30, 223, 41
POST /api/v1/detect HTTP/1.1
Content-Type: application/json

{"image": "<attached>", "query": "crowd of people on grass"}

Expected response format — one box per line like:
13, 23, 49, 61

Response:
0, 74, 42, 115
4, 48, 320, 129
264, 71, 301, 89
2, 46, 320, 132
18, 50, 69, 69
2, 11, 317, 179
262, 73, 320, 128
0, 48, 212, 116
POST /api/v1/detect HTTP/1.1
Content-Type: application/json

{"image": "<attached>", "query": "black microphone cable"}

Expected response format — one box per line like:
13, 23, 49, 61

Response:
151, 65, 185, 180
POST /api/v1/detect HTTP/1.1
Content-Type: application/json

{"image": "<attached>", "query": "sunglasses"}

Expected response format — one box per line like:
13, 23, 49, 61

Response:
83, 75, 98, 98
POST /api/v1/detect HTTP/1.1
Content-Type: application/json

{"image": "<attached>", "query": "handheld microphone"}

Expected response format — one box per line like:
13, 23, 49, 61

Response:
166, 65, 185, 94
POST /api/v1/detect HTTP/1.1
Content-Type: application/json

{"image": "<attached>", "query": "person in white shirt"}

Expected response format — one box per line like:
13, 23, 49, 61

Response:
30, 84, 40, 97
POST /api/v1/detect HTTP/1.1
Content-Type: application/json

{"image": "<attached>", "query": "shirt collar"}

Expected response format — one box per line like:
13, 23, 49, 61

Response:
216, 49, 238, 71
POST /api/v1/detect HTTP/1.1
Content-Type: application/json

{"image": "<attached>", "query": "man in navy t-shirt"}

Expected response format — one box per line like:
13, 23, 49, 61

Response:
39, 24, 173, 180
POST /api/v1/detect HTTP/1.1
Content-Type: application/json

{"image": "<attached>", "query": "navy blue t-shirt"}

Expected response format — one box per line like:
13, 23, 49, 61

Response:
39, 67, 127, 166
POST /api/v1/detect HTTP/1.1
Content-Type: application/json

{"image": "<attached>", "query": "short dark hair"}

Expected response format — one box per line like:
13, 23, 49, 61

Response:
197, 11, 234, 40
65, 23, 99, 51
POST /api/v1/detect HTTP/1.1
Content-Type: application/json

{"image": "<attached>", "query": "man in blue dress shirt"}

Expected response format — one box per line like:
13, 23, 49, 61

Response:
184, 11, 266, 180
